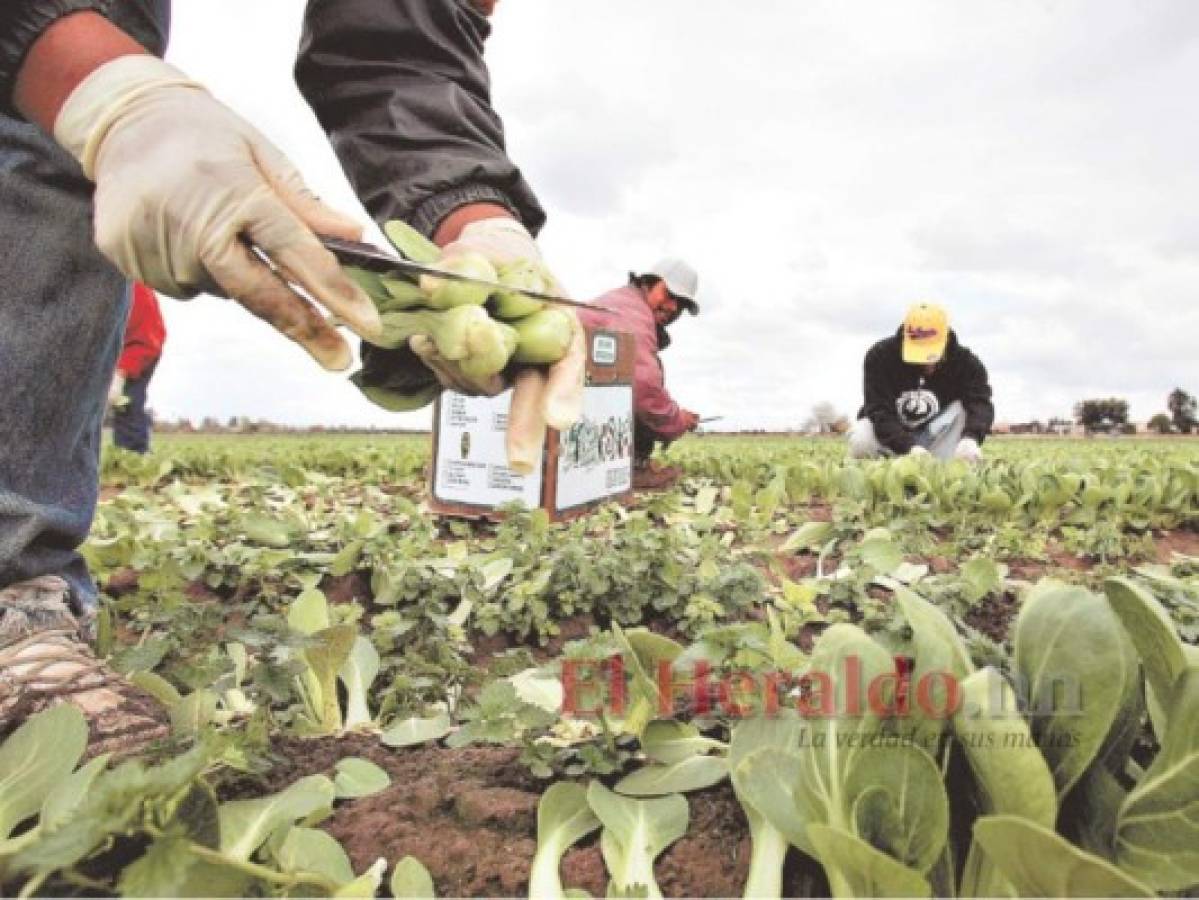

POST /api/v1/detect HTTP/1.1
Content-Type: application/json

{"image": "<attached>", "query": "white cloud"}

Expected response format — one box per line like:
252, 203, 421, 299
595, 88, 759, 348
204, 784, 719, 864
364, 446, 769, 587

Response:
152, 0, 1199, 429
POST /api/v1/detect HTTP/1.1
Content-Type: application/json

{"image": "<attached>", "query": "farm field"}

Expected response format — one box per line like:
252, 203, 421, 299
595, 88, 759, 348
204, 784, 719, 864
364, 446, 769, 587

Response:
2, 433, 1197, 897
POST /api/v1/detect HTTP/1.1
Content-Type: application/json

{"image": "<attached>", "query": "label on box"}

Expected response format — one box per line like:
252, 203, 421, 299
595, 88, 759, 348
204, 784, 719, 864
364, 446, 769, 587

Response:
434, 391, 542, 508
591, 333, 618, 366
555, 384, 634, 511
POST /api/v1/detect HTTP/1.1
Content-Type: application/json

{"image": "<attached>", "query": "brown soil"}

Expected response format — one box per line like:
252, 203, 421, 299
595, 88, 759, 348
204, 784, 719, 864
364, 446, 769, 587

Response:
963, 591, 1020, 644
220, 735, 775, 897
1156, 528, 1199, 563
321, 571, 374, 606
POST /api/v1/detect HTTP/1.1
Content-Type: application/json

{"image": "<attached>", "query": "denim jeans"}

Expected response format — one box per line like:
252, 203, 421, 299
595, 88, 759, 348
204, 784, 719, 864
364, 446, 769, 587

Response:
847, 401, 968, 461
113, 359, 158, 454
0, 114, 128, 618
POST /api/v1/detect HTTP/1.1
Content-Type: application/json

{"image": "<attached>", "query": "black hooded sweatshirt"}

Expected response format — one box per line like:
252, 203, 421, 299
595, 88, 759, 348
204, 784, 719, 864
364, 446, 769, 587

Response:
857, 328, 994, 454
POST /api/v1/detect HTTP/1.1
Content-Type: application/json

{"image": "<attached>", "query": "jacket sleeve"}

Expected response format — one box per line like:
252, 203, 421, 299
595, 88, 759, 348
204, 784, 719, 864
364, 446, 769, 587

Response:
862, 344, 914, 454
0, 0, 167, 115
956, 350, 995, 443
634, 352, 689, 440
117, 283, 166, 379
295, 0, 545, 239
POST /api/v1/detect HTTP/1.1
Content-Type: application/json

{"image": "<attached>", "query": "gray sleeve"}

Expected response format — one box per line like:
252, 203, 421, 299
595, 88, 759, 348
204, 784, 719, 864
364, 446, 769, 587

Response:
295, 0, 545, 239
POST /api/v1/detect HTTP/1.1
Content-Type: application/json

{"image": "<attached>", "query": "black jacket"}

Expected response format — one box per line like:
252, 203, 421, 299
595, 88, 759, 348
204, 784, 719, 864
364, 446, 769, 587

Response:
858, 328, 994, 454
1, 0, 543, 239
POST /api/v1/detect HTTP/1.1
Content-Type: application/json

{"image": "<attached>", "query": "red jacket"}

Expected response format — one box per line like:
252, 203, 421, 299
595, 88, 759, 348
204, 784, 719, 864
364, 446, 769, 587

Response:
578, 283, 690, 439
117, 283, 166, 379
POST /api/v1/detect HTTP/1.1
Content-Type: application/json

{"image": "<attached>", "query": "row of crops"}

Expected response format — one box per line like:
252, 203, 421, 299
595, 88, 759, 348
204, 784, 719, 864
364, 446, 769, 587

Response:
1, 434, 1196, 897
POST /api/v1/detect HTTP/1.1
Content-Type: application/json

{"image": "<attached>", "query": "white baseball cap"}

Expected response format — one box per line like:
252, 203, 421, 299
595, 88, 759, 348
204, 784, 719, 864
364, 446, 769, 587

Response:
643, 257, 700, 315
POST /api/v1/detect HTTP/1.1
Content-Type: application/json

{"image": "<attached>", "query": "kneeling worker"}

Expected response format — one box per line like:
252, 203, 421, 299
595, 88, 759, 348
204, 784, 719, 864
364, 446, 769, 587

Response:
579, 260, 701, 490
848, 303, 993, 462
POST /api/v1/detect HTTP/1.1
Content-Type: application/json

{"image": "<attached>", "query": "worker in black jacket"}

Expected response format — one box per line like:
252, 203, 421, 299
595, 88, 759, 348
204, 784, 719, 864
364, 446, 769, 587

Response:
0, 0, 577, 747
848, 304, 994, 462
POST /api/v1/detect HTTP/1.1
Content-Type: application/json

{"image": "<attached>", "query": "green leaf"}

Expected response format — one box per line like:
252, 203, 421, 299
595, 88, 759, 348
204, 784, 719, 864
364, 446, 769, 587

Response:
1115, 667, 1199, 890
333, 758, 391, 800
275, 826, 355, 884
951, 669, 1057, 826
380, 712, 452, 748
384, 219, 441, 264
218, 774, 336, 862
529, 783, 601, 900
390, 855, 437, 898
288, 588, 331, 635
960, 558, 1004, 602
615, 756, 729, 797
1013, 581, 1139, 798
844, 745, 949, 874
0, 705, 87, 840
242, 514, 295, 549
974, 815, 1153, 897
587, 782, 688, 900
639, 720, 727, 766
116, 835, 200, 898
39, 754, 110, 830
1104, 576, 1188, 715
339, 635, 380, 730
859, 536, 903, 574
779, 521, 833, 553
808, 823, 932, 898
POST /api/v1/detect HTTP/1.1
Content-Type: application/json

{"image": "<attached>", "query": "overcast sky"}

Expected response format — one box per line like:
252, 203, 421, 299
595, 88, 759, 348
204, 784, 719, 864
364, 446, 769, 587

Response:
157, 0, 1198, 430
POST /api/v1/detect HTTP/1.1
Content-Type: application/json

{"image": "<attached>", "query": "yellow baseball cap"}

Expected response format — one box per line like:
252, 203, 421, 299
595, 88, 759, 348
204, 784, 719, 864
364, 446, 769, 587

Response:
902, 303, 949, 364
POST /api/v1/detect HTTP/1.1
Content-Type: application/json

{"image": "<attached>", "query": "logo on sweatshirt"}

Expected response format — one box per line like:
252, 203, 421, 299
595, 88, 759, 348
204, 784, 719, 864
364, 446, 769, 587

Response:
897, 388, 940, 429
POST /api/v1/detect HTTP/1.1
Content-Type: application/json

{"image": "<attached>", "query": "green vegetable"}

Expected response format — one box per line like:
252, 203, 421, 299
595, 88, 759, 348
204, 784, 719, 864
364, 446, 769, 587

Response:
459, 318, 518, 381
378, 276, 428, 311
491, 260, 550, 320
373, 305, 491, 359
350, 379, 440, 412
512, 308, 575, 364
384, 220, 440, 264
529, 783, 601, 900
418, 252, 498, 309
586, 782, 688, 900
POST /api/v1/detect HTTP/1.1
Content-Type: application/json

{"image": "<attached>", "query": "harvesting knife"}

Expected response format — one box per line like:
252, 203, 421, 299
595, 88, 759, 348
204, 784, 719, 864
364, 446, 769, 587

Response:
699, 416, 724, 423
320, 235, 603, 313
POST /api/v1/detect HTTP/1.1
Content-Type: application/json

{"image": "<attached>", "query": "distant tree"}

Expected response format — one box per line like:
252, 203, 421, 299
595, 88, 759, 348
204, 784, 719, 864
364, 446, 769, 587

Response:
1074, 398, 1129, 434
1047, 417, 1073, 435
1167, 387, 1197, 434
809, 402, 845, 434
1147, 413, 1174, 434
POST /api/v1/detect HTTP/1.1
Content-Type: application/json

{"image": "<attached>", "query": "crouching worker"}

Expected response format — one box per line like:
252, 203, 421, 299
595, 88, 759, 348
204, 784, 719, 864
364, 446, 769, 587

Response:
578, 259, 701, 490
848, 303, 993, 462
108, 282, 166, 454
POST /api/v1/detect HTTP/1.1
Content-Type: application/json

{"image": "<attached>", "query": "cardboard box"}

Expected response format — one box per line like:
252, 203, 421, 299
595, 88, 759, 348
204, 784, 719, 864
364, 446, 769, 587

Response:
429, 326, 635, 522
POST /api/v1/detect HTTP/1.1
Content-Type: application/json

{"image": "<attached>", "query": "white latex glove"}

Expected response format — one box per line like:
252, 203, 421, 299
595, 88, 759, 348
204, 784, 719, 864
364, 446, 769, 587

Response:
107, 372, 128, 410
955, 437, 982, 463
410, 216, 584, 429
908, 445, 930, 457
54, 56, 380, 371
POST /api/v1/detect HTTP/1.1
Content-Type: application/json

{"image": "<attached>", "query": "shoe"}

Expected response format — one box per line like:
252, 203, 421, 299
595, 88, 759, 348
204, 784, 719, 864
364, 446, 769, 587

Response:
0, 576, 168, 757
633, 460, 681, 491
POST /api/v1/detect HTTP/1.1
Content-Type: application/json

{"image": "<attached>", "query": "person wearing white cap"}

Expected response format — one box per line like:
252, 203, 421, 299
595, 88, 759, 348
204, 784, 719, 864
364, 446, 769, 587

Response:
577, 259, 703, 490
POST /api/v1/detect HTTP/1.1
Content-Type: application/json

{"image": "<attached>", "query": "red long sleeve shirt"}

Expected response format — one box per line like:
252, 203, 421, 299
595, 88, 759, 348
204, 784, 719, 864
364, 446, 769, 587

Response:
117, 283, 166, 380
578, 283, 690, 440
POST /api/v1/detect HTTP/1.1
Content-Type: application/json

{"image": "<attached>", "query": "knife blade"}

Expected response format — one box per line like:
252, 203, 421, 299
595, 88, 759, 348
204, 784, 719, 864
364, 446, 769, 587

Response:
320, 235, 603, 313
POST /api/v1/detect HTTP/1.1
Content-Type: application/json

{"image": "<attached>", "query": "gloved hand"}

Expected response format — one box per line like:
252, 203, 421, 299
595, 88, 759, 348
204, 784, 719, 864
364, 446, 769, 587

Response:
955, 437, 982, 463
53, 56, 380, 372
413, 216, 584, 429
681, 410, 701, 432
107, 372, 128, 410
908, 445, 930, 457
